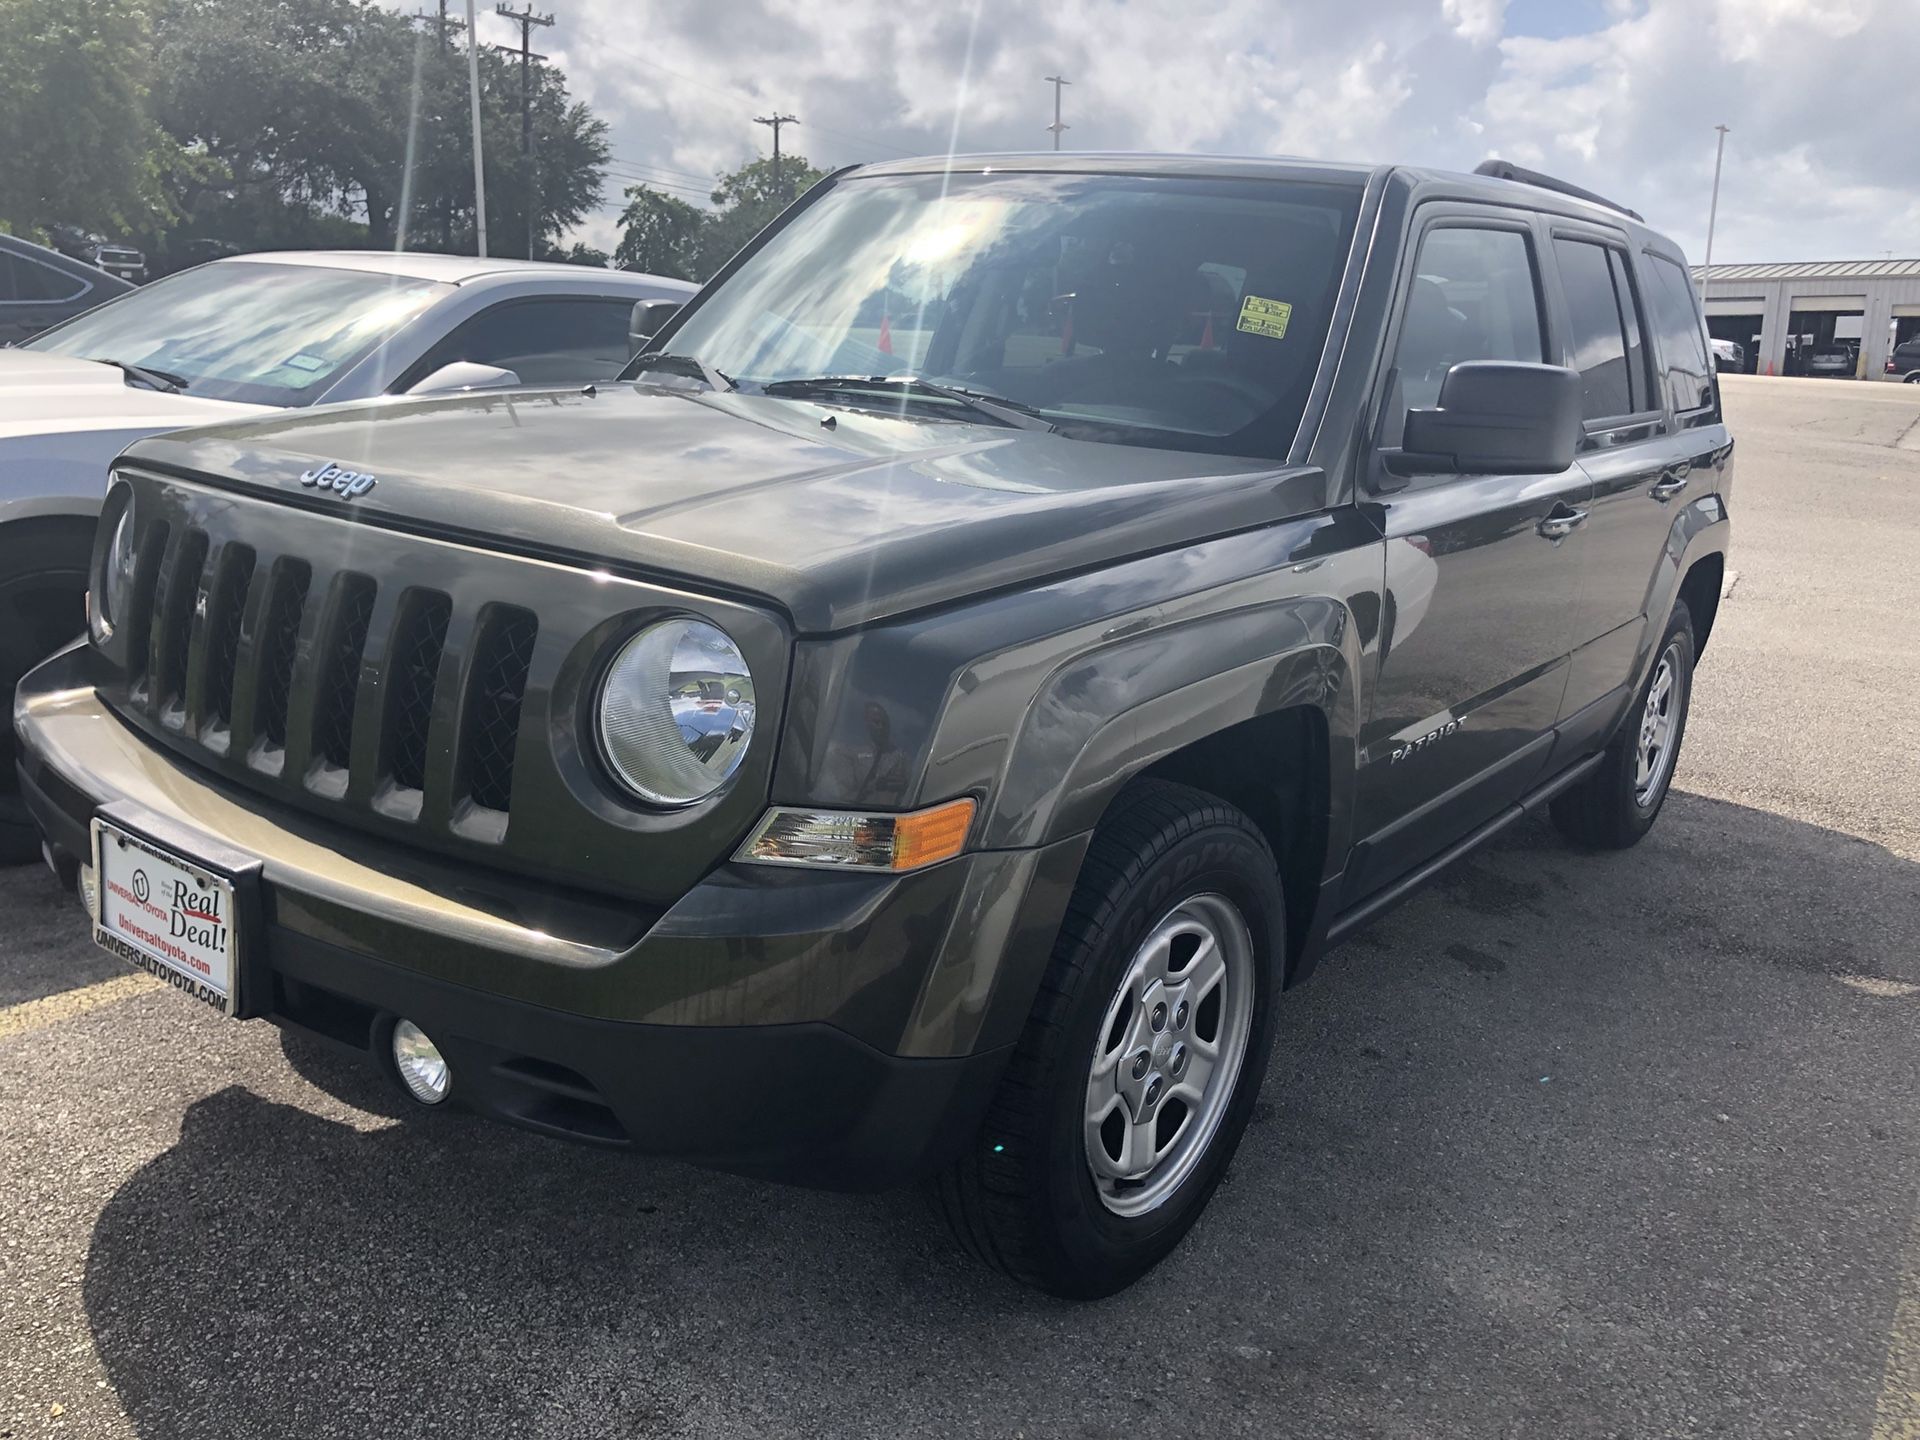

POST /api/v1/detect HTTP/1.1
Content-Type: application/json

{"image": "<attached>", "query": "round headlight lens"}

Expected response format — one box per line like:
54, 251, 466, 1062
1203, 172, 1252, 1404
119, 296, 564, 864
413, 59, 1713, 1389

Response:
94, 508, 135, 641
597, 619, 756, 806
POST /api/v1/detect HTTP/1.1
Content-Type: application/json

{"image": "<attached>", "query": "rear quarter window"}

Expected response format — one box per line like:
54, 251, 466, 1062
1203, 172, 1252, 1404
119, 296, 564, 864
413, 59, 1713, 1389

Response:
1642, 253, 1715, 414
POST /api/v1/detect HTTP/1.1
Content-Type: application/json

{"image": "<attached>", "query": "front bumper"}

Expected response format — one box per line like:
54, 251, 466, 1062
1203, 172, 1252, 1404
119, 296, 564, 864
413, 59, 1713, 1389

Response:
15, 645, 1079, 1189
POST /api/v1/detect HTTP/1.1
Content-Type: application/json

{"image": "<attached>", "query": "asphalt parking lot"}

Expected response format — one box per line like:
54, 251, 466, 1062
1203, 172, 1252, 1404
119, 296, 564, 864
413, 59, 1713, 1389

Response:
3, 374, 1917, 1439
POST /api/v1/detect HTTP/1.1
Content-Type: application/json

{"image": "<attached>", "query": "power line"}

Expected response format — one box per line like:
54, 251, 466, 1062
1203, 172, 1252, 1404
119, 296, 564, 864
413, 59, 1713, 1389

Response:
570, 29, 920, 161
754, 113, 799, 203
494, 3, 555, 258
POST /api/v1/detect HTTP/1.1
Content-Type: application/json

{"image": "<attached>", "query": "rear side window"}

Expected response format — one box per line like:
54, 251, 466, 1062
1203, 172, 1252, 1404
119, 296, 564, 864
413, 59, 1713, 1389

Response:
1552, 238, 1648, 419
1388, 225, 1544, 441
13, 256, 85, 303
0, 252, 85, 304
1642, 254, 1714, 413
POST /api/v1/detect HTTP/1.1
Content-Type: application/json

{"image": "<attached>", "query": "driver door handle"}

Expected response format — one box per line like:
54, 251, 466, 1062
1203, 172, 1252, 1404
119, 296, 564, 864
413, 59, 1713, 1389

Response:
1537, 503, 1588, 541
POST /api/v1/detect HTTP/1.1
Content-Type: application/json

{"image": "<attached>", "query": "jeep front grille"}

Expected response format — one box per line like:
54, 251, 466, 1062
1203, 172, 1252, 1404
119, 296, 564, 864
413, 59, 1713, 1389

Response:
116, 523, 531, 830
95, 466, 788, 904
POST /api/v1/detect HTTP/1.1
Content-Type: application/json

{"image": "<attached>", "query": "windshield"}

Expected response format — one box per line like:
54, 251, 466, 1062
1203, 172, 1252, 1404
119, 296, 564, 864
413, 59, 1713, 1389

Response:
659, 170, 1363, 460
24, 261, 448, 406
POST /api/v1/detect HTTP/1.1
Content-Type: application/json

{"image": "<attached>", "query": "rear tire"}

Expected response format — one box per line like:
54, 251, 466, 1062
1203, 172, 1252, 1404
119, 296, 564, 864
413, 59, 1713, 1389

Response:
1550, 599, 1695, 850
0, 522, 93, 864
935, 780, 1286, 1298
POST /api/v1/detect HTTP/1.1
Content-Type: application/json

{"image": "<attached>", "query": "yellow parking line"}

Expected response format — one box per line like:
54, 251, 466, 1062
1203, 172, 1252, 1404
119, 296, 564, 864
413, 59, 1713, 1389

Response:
1876, 1210, 1920, 1440
0, 972, 158, 1041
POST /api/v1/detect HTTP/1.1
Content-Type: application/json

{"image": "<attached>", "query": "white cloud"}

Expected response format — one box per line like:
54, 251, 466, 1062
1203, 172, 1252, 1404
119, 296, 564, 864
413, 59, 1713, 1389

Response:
1443, 0, 1510, 46
402, 0, 1920, 263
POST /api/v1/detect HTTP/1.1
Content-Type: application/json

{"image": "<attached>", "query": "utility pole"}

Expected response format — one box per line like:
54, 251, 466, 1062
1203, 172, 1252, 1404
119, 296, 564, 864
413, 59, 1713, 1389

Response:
1703, 123, 1729, 270
755, 113, 800, 203
465, 0, 487, 256
1044, 74, 1070, 150
495, 4, 554, 259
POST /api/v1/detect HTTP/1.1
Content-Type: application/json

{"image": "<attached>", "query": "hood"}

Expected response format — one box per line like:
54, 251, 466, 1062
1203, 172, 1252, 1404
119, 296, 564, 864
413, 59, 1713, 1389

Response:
121, 383, 1328, 633
0, 350, 265, 441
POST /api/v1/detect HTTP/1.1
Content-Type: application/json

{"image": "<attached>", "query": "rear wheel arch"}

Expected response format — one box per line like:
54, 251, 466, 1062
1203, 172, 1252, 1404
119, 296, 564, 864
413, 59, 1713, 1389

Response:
1675, 551, 1724, 655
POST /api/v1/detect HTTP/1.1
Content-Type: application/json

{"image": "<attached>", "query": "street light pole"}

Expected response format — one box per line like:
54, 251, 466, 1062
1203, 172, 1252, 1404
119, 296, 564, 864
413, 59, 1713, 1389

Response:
1045, 74, 1070, 150
1703, 123, 1729, 269
465, 0, 487, 256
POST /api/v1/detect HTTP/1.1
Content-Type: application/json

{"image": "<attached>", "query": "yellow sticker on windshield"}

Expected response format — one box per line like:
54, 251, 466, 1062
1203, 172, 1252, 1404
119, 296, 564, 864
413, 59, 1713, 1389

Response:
1236, 295, 1293, 340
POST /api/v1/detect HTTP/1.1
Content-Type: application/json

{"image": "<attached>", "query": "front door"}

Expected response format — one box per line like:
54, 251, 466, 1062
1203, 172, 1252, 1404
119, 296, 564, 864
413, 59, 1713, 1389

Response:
1345, 209, 1591, 904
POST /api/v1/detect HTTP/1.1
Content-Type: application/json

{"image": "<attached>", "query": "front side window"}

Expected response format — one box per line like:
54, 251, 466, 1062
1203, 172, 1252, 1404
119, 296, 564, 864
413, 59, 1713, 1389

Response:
1386, 224, 1544, 444
25, 262, 448, 406
658, 170, 1366, 460
408, 298, 637, 386
1642, 253, 1714, 413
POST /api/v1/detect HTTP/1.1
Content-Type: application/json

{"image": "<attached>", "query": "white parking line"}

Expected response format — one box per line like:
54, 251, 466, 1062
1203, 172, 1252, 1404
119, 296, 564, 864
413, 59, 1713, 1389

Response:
0, 972, 157, 1041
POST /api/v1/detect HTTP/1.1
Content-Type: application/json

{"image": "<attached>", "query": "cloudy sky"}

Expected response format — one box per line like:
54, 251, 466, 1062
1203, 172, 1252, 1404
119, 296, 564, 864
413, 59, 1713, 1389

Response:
438, 0, 1918, 264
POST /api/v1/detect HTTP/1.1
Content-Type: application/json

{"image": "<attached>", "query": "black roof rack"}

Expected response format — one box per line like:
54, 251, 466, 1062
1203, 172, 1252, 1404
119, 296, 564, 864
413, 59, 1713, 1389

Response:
1473, 159, 1643, 223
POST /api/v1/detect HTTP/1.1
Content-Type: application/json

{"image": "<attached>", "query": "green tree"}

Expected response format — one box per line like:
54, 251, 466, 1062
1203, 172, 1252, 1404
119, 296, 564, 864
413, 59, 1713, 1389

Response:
146, 0, 607, 257
695, 153, 824, 277
614, 186, 704, 280
548, 240, 610, 268
0, 0, 171, 235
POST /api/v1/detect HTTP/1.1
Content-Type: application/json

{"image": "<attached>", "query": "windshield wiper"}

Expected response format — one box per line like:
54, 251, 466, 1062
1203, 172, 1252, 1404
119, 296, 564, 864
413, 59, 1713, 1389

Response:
758, 375, 1056, 433
91, 358, 189, 394
626, 351, 736, 392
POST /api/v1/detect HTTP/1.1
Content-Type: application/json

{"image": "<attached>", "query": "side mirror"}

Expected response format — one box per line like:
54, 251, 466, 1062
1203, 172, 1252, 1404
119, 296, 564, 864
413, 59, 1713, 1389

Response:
1389, 361, 1581, 477
630, 299, 682, 355
407, 361, 521, 395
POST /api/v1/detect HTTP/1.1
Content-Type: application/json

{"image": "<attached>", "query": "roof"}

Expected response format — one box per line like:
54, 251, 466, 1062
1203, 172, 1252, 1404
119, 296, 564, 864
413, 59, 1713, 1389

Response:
1693, 258, 1920, 282
219, 250, 697, 291
844, 152, 1670, 244
848, 151, 1378, 187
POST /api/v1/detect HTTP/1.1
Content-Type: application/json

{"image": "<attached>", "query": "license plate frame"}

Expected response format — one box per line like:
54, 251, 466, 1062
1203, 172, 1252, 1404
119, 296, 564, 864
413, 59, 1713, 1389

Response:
89, 805, 264, 1020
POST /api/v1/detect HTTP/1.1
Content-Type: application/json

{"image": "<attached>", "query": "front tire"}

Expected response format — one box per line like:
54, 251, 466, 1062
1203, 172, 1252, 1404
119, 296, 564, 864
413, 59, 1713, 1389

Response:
936, 780, 1285, 1298
1550, 599, 1695, 850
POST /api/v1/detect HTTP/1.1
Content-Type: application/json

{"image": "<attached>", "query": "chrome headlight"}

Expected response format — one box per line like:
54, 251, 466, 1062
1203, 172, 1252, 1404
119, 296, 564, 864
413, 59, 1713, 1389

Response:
92, 508, 136, 643
597, 618, 756, 806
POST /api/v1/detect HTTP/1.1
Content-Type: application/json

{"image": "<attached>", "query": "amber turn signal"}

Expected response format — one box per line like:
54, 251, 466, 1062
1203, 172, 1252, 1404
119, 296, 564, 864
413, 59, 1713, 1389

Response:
738, 797, 977, 872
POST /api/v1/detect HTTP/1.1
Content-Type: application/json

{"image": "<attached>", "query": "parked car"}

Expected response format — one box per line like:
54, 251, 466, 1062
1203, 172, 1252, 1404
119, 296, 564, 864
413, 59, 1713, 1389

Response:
15, 154, 1731, 1297
0, 251, 696, 860
46, 224, 147, 284
1886, 337, 1920, 381
1805, 341, 1857, 377
0, 234, 134, 346
1710, 336, 1744, 372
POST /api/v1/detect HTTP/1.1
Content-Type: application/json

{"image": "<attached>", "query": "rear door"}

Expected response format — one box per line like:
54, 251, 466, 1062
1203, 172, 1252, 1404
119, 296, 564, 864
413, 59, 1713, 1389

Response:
1551, 232, 1718, 737
1345, 206, 1592, 902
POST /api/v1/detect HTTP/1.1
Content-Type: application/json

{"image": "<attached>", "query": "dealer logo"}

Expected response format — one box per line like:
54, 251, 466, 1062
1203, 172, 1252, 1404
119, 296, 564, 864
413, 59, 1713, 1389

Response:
131, 869, 150, 904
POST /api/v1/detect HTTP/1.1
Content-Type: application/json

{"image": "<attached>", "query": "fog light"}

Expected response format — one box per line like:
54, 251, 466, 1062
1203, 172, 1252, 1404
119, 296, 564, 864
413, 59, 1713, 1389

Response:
392, 1020, 451, 1105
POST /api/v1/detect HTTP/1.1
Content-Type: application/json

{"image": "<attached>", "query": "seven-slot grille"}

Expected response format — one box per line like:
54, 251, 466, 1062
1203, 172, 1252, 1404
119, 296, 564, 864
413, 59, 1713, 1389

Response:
115, 519, 537, 830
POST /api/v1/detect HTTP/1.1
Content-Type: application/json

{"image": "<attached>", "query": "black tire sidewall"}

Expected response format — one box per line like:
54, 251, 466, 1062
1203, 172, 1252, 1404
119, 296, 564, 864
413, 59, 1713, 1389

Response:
1625, 604, 1696, 827
1035, 817, 1284, 1291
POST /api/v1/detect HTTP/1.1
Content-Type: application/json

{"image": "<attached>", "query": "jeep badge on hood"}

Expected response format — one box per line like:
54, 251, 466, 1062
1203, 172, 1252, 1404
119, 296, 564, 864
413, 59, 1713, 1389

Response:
299, 460, 377, 498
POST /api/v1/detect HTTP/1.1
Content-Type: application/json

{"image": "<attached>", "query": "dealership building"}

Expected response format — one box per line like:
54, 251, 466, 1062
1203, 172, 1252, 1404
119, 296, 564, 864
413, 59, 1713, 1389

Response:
1691, 258, 1920, 378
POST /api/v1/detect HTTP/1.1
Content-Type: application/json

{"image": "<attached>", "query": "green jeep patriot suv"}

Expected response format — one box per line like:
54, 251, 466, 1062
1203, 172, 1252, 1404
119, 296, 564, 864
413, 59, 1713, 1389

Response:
15, 153, 1732, 1297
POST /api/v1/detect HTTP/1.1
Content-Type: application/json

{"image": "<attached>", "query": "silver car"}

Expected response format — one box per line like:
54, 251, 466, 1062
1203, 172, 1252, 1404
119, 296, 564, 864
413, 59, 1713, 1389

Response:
0, 250, 696, 860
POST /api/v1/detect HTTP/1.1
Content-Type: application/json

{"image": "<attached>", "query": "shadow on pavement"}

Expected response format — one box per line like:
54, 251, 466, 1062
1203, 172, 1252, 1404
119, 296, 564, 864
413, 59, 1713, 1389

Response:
79, 793, 1920, 1438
